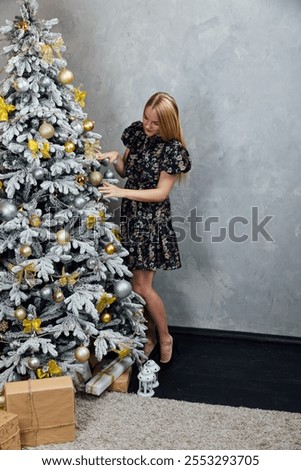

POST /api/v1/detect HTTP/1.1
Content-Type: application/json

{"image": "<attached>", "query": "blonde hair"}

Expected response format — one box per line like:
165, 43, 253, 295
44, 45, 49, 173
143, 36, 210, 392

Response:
144, 92, 188, 183
144, 92, 186, 147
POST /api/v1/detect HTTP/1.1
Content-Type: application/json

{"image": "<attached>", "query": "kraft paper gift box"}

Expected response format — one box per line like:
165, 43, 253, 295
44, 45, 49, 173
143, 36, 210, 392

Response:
86, 355, 134, 396
0, 411, 21, 450
4, 376, 76, 447
108, 366, 132, 393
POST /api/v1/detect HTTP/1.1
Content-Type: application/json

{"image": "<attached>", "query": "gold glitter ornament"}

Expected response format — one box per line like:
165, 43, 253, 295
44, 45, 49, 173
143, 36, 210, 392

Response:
74, 345, 90, 363
64, 141, 76, 153
19, 244, 32, 258
29, 214, 42, 227
0, 96, 15, 121
75, 174, 87, 186
56, 228, 71, 245
83, 119, 95, 132
17, 20, 29, 32
58, 68, 74, 84
104, 243, 117, 255
100, 312, 112, 323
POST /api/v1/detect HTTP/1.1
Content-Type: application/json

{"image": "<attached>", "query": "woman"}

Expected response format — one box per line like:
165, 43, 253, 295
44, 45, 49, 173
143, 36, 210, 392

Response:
96, 92, 191, 365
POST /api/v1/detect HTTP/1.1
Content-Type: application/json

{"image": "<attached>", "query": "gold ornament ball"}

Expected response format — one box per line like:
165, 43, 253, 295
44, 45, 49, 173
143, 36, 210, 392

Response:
58, 68, 74, 84
88, 171, 103, 187
56, 229, 71, 245
83, 119, 95, 132
29, 214, 42, 227
14, 306, 27, 321
74, 346, 90, 363
100, 312, 112, 323
53, 289, 65, 303
64, 141, 76, 153
39, 122, 55, 139
105, 243, 117, 255
19, 244, 32, 258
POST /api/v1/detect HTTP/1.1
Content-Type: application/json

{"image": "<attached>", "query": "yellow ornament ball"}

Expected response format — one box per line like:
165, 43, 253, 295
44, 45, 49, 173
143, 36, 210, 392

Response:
105, 243, 117, 255
58, 68, 74, 84
100, 312, 112, 323
19, 244, 32, 258
74, 346, 90, 363
39, 122, 55, 139
29, 214, 42, 227
64, 141, 76, 153
53, 289, 65, 303
14, 306, 27, 321
56, 229, 71, 245
83, 119, 95, 132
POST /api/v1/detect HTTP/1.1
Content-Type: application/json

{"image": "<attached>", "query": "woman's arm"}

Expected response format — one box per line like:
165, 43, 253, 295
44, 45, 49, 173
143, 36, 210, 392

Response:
94, 149, 129, 178
98, 171, 177, 203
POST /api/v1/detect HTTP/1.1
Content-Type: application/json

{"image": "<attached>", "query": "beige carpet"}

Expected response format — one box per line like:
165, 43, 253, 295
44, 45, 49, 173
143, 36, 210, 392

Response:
29, 392, 301, 450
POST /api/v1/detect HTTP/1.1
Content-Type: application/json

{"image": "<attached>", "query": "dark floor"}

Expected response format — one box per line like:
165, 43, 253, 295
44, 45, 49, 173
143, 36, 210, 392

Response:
128, 329, 301, 413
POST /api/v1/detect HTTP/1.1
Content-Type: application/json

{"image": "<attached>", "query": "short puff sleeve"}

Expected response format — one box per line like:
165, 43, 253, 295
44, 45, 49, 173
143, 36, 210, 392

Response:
161, 141, 191, 175
121, 121, 143, 148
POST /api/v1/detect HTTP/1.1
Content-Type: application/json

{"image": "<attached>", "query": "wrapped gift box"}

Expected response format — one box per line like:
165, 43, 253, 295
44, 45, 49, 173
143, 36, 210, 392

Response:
0, 411, 21, 450
86, 355, 134, 396
4, 376, 75, 447
108, 366, 132, 393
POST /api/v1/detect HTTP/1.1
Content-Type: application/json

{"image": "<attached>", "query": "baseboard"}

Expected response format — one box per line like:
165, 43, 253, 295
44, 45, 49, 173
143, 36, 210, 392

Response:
169, 325, 301, 345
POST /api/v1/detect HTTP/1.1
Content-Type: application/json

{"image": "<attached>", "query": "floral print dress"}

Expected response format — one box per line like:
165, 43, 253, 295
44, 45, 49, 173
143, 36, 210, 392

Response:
120, 121, 191, 271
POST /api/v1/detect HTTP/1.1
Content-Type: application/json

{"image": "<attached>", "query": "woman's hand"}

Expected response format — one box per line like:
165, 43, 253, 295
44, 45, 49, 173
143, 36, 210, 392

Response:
98, 181, 125, 198
94, 149, 120, 165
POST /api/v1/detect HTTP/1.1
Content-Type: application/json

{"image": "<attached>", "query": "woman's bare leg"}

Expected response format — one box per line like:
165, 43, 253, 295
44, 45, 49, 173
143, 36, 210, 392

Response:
132, 269, 173, 363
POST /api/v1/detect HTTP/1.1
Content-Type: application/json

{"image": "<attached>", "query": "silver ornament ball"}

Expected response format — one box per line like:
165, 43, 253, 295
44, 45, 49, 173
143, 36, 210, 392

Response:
10, 371, 22, 381
71, 121, 84, 135
40, 286, 53, 300
32, 168, 44, 180
73, 195, 86, 209
104, 169, 115, 179
28, 356, 40, 371
14, 77, 30, 92
0, 200, 17, 221
114, 279, 132, 299
86, 258, 97, 270
40, 76, 51, 88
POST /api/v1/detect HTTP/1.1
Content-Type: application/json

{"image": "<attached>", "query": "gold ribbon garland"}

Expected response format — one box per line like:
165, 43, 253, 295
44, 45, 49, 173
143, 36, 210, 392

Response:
59, 267, 80, 287
22, 318, 42, 334
40, 37, 64, 64
36, 359, 62, 379
0, 96, 15, 121
96, 292, 116, 313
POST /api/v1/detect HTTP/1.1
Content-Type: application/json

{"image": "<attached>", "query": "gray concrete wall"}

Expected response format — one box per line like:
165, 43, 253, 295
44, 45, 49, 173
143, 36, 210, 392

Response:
1, 0, 301, 336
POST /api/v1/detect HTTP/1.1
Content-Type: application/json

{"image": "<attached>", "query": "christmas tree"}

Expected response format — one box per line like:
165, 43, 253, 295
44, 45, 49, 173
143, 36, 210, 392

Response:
0, 0, 146, 392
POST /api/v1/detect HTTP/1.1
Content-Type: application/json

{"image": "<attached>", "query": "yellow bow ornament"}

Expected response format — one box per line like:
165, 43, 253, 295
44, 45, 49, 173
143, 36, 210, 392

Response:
22, 317, 42, 334
96, 292, 116, 313
73, 87, 87, 107
40, 37, 64, 64
36, 359, 62, 379
59, 267, 80, 287
0, 96, 15, 121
